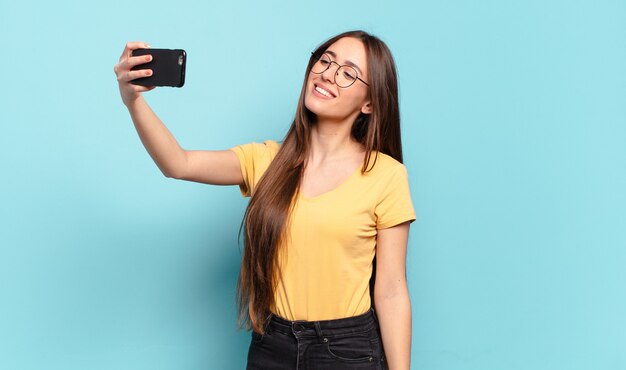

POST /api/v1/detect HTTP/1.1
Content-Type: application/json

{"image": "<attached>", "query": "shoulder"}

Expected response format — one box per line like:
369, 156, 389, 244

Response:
358, 152, 412, 199
255, 140, 281, 155
264, 140, 281, 154
236, 139, 281, 152
229, 140, 282, 197
231, 140, 281, 160
363, 151, 408, 177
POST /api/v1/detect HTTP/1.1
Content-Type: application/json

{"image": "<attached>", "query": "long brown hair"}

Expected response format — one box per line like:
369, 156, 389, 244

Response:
236, 30, 403, 333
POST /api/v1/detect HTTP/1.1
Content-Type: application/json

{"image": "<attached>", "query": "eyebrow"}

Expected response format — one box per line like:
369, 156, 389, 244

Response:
324, 50, 365, 77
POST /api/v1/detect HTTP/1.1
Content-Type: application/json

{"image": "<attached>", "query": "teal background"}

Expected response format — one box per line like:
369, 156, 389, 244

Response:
1, 0, 625, 369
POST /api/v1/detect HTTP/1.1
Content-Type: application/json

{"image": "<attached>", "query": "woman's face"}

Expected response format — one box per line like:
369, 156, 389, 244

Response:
304, 37, 371, 123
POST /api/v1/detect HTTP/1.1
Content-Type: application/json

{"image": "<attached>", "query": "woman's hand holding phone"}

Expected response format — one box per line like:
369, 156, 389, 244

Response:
114, 41, 155, 107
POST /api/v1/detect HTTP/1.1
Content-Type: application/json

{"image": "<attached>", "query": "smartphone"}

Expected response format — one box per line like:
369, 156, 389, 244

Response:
130, 48, 186, 87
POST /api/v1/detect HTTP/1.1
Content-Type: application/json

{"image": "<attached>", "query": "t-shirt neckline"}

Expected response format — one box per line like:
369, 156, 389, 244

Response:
298, 164, 363, 202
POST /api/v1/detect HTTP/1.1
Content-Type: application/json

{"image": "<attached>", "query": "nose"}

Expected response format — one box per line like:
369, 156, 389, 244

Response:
320, 61, 340, 85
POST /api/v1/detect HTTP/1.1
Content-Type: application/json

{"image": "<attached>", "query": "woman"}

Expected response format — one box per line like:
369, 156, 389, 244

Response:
114, 30, 415, 370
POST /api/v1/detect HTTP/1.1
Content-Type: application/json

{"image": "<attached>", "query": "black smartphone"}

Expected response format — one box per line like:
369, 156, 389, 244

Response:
130, 48, 186, 87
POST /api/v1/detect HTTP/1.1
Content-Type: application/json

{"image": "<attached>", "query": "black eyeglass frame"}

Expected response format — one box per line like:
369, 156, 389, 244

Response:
310, 52, 370, 88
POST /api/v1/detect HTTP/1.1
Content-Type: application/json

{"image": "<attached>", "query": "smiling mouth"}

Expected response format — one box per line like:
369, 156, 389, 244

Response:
314, 84, 336, 98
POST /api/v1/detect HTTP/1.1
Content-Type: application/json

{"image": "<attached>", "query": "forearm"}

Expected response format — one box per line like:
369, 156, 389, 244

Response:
126, 96, 187, 178
374, 290, 411, 370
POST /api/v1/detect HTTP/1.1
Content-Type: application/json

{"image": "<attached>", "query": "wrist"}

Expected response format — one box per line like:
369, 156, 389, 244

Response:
124, 94, 144, 110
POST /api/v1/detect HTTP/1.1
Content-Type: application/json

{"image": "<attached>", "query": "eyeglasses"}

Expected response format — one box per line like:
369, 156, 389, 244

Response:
310, 52, 369, 88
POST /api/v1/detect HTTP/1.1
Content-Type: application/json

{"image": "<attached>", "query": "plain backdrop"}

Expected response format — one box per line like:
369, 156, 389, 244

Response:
1, 0, 625, 369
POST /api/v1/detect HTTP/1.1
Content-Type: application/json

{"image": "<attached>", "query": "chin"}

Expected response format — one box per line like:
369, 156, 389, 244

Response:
304, 93, 322, 116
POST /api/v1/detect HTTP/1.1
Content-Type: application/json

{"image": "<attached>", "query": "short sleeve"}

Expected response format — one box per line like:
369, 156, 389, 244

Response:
229, 140, 280, 197
375, 164, 416, 229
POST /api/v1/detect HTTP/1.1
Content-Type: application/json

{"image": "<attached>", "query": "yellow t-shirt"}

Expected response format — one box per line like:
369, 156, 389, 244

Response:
230, 140, 416, 321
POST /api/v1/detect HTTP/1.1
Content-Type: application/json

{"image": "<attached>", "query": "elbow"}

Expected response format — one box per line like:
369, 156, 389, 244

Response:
374, 291, 412, 315
166, 152, 189, 180
151, 150, 188, 180
160, 166, 182, 179
373, 280, 409, 304
160, 156, 188, 180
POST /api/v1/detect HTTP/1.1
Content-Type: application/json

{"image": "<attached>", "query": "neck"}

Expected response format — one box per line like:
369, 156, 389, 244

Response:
308, 117, 364, 164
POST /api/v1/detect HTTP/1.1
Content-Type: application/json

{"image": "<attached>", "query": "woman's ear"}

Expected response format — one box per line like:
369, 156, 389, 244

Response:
361, 101, 373, 115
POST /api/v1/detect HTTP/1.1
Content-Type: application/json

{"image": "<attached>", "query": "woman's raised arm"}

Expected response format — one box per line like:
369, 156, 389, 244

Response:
114, 42, 243, 185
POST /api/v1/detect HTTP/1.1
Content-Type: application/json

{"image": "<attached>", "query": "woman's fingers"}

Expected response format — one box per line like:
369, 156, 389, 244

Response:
126, 54, 153, 69
115, 55, 151, 75
119, 41, 150, 61
115, 43, 152, 79
133, 85, 156, 93
115, 42, 155, 104
118, 69, 153, 83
